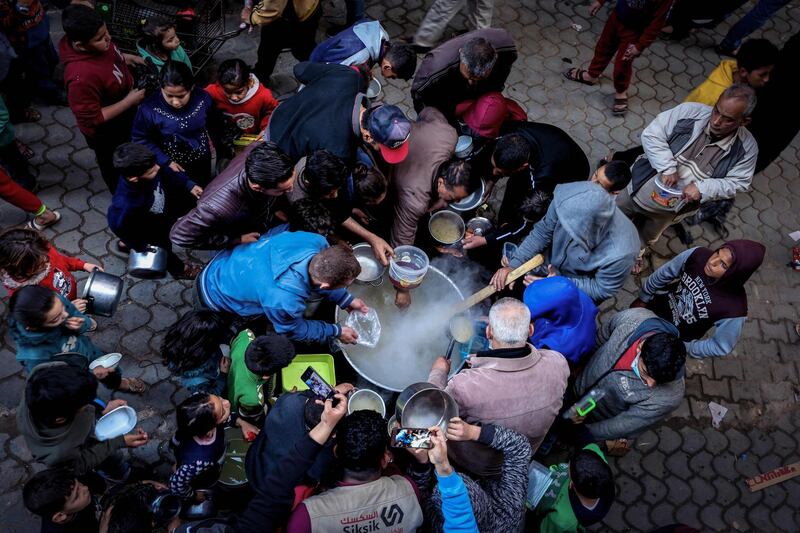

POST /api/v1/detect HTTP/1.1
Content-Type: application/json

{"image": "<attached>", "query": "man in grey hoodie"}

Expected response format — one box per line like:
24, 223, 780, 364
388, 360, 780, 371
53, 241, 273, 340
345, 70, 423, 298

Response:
572, 308, 686, 441
491, 162, 639, 303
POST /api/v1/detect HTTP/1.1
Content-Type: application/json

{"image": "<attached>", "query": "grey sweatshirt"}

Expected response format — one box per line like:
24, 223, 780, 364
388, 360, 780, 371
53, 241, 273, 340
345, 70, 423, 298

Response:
575, 308, 685, 440
509, 181, 639, 303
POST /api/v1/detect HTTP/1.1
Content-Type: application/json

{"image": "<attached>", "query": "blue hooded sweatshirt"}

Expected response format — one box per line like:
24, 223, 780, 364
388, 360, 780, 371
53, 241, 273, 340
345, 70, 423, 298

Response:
198, 231, 354, 343
523, 276, 598, 365
309, 20, 388, 68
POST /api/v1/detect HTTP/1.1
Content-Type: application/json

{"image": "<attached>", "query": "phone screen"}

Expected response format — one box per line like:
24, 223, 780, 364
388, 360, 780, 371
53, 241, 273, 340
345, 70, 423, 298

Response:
391, 427, 433, 449
301, 367, 334, 399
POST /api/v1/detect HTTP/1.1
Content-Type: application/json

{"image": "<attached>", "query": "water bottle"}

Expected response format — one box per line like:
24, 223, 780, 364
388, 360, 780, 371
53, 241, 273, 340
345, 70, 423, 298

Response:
562, 389, 606, 419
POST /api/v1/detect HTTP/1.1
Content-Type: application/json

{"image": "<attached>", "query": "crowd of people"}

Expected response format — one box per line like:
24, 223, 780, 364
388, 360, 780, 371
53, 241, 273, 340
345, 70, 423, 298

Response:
0, 0, 796, 532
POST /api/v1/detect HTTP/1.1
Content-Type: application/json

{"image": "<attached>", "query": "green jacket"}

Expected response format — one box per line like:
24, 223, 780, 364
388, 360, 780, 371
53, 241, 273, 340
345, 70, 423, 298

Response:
136, 41, 192, 71
227, 330, 275, 416
536, 444, 608, 533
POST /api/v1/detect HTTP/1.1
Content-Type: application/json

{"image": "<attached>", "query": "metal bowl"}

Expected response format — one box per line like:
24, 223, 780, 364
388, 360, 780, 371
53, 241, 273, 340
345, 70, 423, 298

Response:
396, 384, 459, 432
128, 245, 168, 279
428, 210, 465, 245
466, 216, 493, 237
352, 242, 385, 284
449, 177, 487, 212
81, 269, 124, 317
348, 388, 386, 417
366, 78, 382, 99
454, 135, 474, 159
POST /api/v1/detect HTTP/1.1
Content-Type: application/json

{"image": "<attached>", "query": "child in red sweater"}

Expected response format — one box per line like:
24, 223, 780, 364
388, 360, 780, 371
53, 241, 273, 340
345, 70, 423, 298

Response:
205, 59, 278, 156
0, 228, 102, 310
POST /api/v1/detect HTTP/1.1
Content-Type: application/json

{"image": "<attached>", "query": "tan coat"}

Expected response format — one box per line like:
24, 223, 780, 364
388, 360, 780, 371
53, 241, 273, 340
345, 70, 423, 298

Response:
389, 107, 457, 247
429, 344, 569, 452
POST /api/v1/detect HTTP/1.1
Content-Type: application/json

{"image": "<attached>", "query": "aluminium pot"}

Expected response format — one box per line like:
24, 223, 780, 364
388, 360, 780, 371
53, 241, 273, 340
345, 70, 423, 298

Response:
128, 245, 168, 279
81, 268, 124, 317
352, 242, 385, 285
395, 382, 459, 432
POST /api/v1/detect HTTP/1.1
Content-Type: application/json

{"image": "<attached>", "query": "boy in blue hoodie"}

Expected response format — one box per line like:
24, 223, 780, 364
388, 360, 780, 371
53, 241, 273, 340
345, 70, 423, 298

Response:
197, 231, 368, 344
108, 142, 203, 279
310, 20, 417, 80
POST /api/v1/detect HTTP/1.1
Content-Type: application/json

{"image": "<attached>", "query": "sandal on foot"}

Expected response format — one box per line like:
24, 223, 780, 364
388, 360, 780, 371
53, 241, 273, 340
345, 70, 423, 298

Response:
563, 67, 597, 86
175, 264, 203, 280
22, 107, 41, 123
612, 97, 628, 116
28, 210, 61, 230
14, 139, 34, 160
119, 378, 147, 394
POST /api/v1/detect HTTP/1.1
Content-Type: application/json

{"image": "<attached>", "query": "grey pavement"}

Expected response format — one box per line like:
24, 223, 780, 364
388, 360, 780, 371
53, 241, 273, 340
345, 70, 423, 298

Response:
1, 0, 800, 531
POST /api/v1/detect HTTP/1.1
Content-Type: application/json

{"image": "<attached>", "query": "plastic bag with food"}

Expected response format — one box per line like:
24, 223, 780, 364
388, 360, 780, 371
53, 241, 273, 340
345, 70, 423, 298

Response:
345, 308, 381, 348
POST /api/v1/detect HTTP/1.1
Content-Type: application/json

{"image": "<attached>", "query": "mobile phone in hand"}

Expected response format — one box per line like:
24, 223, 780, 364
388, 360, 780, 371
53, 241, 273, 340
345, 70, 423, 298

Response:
390, 427, 433, 449
300, 366, 338, 405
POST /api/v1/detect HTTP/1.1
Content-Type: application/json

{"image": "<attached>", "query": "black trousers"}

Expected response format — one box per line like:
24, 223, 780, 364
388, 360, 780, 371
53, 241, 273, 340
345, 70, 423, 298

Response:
254, 9, 321, 84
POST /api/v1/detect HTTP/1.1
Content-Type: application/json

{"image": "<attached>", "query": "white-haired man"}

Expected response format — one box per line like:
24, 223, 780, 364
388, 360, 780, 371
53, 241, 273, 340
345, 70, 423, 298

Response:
428, 297, 569, 451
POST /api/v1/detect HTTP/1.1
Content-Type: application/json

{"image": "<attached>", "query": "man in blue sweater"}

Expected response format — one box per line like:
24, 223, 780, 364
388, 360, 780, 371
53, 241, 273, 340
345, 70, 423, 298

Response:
310, 20, 417, 80
196, 231, 367, 344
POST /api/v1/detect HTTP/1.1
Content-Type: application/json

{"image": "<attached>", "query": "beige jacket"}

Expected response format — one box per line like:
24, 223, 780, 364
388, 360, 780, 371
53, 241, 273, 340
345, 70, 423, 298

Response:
389, 107, 457, 247
429, 344, 569, 452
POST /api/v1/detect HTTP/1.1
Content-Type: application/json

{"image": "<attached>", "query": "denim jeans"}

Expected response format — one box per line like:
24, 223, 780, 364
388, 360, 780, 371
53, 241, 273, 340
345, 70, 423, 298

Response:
720, 0, 791, 49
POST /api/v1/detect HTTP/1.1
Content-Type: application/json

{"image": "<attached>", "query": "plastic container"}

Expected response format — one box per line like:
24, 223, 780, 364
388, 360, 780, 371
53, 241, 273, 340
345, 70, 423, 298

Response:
526, 461, 555, 509
562, 388, 606, 419
281, 354, 336, 393
95, 406, 137, 441
651, 176, 685, 210
89, 352, 123, 371
389, 246, 430, 290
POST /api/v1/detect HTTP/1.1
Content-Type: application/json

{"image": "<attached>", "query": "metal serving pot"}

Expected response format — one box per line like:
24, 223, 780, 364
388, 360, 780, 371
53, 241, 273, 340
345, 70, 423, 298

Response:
128, 245, 168, 279
81, 269, 124, 317
428, 210, 465, 246
352, 242, 385, 285
396, 382, 459, 432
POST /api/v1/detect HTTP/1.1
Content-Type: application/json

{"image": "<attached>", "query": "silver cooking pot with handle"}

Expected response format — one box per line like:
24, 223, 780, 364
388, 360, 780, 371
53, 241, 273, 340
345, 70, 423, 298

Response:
128, 245, 168, 279
396, 382, 459, 432
81, 268, 124, 317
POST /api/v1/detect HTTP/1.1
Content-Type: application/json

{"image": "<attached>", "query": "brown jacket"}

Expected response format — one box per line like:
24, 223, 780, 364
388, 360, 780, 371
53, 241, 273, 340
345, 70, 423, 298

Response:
389, 107, 457, 247
411, 28, 518, 119
170, 143, 283, 250
429, 344, 569, 452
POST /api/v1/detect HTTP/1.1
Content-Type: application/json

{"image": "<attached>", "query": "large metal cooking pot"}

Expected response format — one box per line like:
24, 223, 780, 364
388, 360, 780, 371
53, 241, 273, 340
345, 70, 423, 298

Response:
352, 242, 385, 285
81, 269, 124, 317
396, 382, 459, 432
334, 266, 465, 392
128, 245, 168, 279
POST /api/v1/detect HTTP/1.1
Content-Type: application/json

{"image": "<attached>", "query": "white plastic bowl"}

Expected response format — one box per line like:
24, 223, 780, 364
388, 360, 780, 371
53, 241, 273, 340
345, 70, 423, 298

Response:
95, 406, 137, 441
89, 352, 122, 371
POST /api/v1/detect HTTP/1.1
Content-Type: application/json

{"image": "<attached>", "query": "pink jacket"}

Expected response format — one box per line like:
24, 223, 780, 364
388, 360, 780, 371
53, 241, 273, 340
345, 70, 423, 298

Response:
429, 344, 569, 452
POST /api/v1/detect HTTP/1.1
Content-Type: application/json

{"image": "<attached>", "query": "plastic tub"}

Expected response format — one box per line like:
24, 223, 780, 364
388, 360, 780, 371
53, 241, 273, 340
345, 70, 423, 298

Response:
388, 246, 430, 290
652, 176, 685, 210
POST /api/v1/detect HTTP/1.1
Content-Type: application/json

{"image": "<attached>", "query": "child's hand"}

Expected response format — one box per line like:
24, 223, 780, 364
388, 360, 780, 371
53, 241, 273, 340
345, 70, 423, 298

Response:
190, 185, 203, 199
126, 88, 146, 106
83, 263, 103, 273
169, 161, 185, 173
240, 232, 260, 244
64, 317, 85, 331
71, 298, 88, 313
102, 398, 128, 414
124, 428, 149, 448
219, 356, 231, 374
236, 418, 261, 440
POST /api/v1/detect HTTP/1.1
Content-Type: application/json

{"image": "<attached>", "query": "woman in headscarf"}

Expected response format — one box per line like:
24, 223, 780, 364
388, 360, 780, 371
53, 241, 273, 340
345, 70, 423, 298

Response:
631, 239, 766, 358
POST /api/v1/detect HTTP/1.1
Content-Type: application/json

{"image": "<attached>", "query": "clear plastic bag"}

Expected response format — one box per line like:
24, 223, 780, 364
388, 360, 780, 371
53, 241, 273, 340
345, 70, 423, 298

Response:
345, 308, 382, 348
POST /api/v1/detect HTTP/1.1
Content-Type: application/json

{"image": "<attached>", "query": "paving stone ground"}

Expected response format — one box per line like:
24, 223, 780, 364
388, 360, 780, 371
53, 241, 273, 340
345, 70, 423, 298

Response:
1, 0, 799, 531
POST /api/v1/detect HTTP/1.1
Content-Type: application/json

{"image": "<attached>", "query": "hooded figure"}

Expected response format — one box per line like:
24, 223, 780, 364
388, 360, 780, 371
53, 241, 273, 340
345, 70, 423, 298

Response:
636, 239, 766, 358
508, 181, 640, 303
522, 276, 598, 365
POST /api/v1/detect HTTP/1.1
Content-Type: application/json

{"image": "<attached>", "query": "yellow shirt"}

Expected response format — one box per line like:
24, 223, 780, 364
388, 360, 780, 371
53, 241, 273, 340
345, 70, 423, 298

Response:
684, 59, 736, 106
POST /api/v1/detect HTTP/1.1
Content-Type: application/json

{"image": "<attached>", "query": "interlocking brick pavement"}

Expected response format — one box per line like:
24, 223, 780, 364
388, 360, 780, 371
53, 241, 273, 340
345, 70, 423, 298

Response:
0, 0, 799, 530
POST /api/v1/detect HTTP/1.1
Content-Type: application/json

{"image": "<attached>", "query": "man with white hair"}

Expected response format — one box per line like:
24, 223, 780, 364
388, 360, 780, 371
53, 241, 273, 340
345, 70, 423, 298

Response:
428, 297, 569, 451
